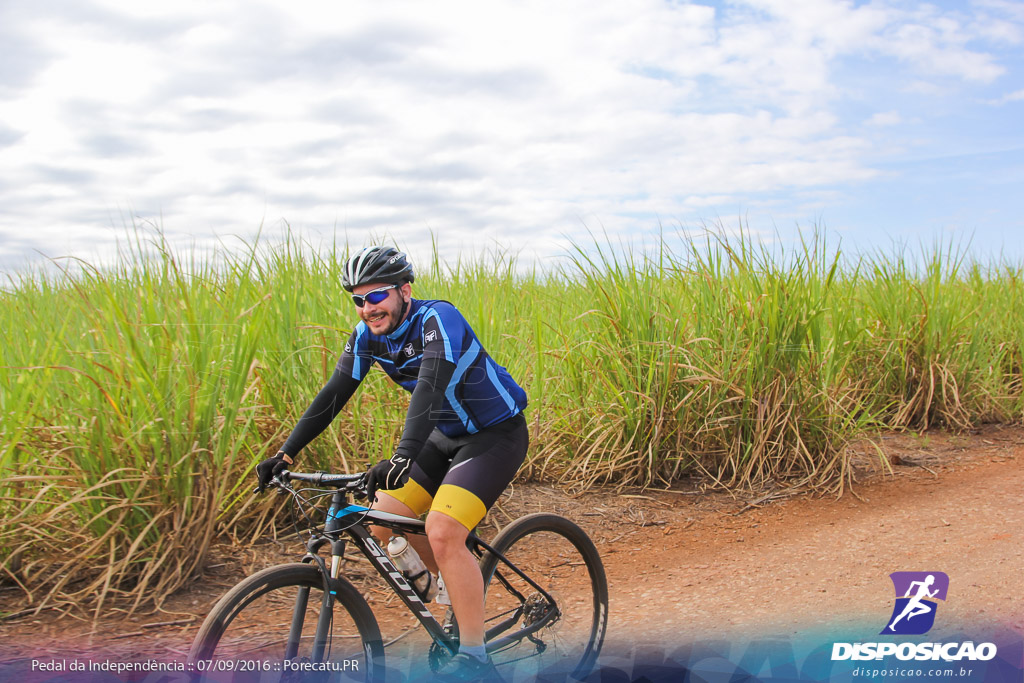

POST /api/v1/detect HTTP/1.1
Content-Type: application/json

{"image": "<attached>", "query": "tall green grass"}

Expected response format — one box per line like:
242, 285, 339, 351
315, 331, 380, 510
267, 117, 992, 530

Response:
1, 228, 1021, 612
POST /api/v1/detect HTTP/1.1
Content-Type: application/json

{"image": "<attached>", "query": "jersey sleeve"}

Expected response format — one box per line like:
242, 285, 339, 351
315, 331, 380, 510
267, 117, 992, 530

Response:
280, 366, 361, 456
391, 303, 466, 461
280, 326, 373, 457
392, 355, 457, 461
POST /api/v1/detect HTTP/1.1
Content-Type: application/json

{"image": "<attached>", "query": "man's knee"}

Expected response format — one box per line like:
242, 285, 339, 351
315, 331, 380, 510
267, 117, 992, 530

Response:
426, 511, 469, 561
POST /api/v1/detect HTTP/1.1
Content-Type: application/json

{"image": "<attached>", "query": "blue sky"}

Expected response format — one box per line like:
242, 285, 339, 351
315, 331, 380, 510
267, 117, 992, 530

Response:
1, 0, 1023, 274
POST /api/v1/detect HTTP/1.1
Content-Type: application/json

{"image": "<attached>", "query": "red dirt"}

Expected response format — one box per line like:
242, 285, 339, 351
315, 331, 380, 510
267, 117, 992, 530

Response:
606, 427, 1024, 643
2, 425, 1022, 664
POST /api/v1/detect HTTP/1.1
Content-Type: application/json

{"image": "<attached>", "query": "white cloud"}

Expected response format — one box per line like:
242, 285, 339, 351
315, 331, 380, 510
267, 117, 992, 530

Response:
987, 88, 1024, 104
867, 110, 902, 126
0, 0, 1022, 271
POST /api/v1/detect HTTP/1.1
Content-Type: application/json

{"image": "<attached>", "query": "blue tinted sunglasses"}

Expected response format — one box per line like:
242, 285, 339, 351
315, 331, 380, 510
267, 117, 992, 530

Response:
351, 284, 398, 308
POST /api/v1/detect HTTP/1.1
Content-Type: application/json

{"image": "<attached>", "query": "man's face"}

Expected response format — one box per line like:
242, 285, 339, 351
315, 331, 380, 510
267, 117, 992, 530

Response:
353, 281, 411, 335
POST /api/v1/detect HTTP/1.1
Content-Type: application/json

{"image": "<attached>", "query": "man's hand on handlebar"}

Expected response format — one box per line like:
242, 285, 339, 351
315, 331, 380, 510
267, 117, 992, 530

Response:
363, 454, 411, 502
255, 450, 293, 493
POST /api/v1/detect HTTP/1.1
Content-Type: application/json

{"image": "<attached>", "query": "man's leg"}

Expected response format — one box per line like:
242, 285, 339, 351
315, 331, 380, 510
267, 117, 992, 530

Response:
427, 414, 531, 654
426, 510, 484, 646
369, 491, 438, 573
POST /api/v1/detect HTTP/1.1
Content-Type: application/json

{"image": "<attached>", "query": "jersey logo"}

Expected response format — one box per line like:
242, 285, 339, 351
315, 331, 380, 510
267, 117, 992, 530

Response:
404, 343, 415, 357
345, 342, 352, 353
425, 330, 437, 343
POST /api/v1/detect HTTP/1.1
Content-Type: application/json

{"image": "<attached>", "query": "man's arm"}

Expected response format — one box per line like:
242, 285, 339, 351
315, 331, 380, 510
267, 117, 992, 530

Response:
363, 354, 456, 500
392, 355, 457, 460
256, 366, 362, 491
280, 367, 362, 457
257, 327, 372, 492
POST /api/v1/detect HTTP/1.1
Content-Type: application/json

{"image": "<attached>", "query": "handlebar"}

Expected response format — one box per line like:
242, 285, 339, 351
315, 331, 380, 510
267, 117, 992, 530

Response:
254, 469, 368, 496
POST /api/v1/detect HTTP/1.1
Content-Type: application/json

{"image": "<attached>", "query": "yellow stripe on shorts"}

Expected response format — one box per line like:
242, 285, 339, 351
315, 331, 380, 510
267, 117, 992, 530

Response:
432, 484, 487, 531
384, 478, 434, 517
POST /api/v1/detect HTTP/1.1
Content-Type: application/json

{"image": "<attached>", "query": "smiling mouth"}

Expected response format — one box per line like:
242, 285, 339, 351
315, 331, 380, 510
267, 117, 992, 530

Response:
368, 312, 387, 324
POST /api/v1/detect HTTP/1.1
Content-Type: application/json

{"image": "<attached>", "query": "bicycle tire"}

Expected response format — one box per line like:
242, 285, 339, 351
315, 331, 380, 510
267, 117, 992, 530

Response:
478, 513, 608, 681
188, 563, 384, 682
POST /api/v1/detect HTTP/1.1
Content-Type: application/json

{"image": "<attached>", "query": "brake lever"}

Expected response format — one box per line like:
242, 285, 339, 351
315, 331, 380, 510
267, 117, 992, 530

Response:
252, 474, 293, 496
348, 473, 370, 499
272, 475, 294, 495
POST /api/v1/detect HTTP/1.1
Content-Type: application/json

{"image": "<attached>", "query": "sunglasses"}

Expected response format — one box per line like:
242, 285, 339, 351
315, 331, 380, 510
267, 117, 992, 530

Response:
351, 284, 398, 308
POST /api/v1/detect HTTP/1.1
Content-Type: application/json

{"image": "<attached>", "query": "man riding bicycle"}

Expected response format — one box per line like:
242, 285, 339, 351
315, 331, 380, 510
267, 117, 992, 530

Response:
256, 245, 529, 680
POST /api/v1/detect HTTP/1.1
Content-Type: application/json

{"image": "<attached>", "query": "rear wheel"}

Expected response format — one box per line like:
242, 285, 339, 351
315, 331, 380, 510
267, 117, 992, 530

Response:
188, 563, 384, 682
478, 513, 608, 682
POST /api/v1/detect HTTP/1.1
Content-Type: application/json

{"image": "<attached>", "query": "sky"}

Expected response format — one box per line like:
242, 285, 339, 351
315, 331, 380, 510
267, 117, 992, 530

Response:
2, 0, 1023, 275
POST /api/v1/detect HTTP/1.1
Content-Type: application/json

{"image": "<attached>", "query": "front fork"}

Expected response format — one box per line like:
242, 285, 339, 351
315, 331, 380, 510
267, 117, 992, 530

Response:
287, 490, 351, 662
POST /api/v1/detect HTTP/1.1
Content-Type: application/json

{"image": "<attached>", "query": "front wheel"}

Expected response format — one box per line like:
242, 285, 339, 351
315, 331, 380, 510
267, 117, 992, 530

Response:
478, 513, 608, 682
188, 563, 384, 682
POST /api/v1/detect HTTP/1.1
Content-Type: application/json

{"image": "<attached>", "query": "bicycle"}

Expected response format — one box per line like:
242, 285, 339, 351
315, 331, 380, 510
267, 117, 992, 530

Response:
187, 469, 608, 682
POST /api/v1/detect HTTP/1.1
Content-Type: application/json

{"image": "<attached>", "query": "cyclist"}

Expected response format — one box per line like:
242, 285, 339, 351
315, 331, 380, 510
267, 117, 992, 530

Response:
256, 245, 528, 680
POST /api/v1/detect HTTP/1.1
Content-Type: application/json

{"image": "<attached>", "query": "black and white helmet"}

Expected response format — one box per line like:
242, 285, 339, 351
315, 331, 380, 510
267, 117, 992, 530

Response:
342, 246, 415, 292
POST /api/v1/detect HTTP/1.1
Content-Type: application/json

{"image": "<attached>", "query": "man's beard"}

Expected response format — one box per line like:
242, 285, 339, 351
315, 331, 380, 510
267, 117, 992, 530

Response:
371, 298, 408, 335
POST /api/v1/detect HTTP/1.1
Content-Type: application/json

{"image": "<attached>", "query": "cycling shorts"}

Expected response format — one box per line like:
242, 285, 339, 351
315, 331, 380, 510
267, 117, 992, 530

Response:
385, 413, 528, 530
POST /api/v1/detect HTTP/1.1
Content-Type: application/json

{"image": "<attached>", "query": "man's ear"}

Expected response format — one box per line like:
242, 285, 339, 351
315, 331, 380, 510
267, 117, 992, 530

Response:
401, 282, 412, 300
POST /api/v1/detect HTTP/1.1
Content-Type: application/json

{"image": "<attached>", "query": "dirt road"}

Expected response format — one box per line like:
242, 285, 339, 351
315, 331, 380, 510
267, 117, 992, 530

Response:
601, 427, 1024, 644
2, 425, 1022, 667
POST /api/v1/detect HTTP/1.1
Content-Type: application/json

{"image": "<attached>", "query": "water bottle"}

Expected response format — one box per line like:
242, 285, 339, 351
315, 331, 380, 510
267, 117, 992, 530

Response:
387, 535, 438, 602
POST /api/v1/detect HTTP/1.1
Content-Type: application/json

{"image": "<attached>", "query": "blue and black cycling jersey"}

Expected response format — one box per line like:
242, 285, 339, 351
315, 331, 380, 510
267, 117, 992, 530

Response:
281, 299, 527, 460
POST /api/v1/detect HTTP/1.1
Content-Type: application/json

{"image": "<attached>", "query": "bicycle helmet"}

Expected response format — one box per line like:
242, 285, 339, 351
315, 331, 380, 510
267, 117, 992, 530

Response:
342, 246, 415, 292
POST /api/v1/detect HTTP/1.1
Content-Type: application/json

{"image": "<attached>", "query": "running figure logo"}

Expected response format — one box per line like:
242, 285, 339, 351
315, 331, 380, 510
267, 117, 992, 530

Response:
881, 571, 949, 635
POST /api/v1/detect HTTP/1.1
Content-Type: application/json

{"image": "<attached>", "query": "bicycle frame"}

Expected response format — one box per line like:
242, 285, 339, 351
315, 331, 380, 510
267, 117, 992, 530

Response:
282, 472, 560, 662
